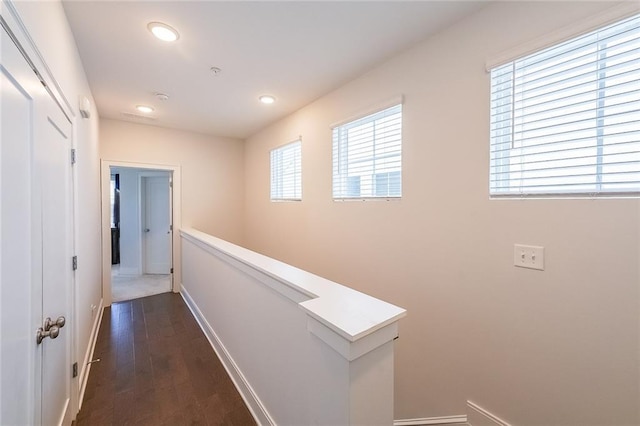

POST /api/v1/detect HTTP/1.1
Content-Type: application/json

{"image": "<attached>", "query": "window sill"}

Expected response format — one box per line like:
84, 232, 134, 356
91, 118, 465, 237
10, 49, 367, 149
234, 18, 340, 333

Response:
333, 197, 401, 202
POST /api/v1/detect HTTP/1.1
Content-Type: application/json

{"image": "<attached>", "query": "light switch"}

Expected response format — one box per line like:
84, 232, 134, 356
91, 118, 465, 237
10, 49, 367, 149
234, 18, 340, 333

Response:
514, 244, 545, 271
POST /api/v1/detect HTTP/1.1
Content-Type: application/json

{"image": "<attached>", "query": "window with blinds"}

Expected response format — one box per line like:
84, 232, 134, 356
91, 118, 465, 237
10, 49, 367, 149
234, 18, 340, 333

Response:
490, 13, 640, 197
270, 140, 301, 201
332, 104, 402, 199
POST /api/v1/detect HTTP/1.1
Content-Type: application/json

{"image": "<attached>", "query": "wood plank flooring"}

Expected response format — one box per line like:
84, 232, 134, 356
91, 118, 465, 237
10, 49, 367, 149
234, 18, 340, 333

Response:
76, 293, 256, 426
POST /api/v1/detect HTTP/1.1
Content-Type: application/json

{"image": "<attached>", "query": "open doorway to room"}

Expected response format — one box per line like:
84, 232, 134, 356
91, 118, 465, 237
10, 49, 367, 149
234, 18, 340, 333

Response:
109, 166, 172, 302
101, 160, 181, 307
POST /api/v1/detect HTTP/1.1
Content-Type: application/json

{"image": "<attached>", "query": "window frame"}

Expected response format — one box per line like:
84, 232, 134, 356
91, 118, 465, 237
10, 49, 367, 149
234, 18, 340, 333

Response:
332, 102, 403, 200
489, 12, 640, 199
270, 139, 302, 202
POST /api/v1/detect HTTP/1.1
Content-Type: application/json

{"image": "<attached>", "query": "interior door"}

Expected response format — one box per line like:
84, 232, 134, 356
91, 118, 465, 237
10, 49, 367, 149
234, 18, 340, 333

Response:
143, 175, 171, 274
38, 71, 73, 426
0, 19, 73, 426
1, 18, 38, 425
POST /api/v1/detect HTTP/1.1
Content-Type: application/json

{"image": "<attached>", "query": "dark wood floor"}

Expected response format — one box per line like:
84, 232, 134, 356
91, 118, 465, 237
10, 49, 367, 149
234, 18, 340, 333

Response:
76, 292, 256, 426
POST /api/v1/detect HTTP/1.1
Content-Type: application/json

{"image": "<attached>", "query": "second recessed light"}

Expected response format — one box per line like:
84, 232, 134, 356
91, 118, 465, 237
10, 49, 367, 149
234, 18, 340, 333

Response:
136, 105, 154, 114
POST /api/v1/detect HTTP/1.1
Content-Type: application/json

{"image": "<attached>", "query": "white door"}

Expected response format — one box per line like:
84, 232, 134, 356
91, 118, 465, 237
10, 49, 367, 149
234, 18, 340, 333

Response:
38, 75, 73, 426
143, 176, 171, 274
0, 20, 73, 426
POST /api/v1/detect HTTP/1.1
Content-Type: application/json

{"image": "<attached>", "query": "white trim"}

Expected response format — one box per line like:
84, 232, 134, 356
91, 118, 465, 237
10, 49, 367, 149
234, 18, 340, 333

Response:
307, 316, 399, 361
56, 398, 70, 426
180, 286, 275, 426
78, 299, 104, 410
181, 228, 406, 342
330, 95, 404, 129
467, 401, 512, 426
181, 231, 311, 304
394, 415, 468, 426
485, 2, 640, 71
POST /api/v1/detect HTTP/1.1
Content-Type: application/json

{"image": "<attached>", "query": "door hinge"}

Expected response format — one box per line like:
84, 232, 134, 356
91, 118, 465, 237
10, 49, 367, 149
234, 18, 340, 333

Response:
72, 255, 78, 271
72, 362, 78, 378
170, 224, 173, 231
71, 149, 77, 165
169, 180, 173, 188
170, 267, 174, 274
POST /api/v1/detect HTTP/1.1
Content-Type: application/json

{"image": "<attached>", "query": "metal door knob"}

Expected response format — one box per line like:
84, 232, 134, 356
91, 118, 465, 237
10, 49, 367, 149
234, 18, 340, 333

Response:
36, 325, 60, 344
36, 316, 65, 344
44, 316, 65, 331
144, 228, 150, 232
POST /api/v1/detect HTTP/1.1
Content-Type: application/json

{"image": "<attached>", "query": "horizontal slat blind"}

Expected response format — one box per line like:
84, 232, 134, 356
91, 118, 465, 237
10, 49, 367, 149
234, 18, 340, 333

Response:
332, 104, 402, 199
270, 140, 301, 201
490, 13, 640, 197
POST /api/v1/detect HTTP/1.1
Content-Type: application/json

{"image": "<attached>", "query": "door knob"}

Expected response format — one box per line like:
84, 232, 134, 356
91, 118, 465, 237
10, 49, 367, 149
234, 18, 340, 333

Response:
36, 325, 60, 344
37, 316, 65, 344
44, 316, 65, 331
144, 228, 150, 232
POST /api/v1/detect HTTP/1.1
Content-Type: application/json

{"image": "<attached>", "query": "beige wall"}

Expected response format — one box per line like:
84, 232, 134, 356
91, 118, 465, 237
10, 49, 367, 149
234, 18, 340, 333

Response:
100, 119, 245, 244
244, 2, 640, 425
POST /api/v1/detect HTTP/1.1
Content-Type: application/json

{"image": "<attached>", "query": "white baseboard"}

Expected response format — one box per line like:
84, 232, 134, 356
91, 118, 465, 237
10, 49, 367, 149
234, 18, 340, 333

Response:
78, 298, 104, 409
467, 401, 512, 426
180, 286, 274, 426
395, 415, 468, 426
58, 397, 70, 426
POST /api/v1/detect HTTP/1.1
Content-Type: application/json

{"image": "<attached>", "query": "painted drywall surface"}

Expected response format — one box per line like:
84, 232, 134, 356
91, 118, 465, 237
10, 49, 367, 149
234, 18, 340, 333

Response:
99, 119, 245, 245
244, 2, 640, 425
11, 0, 103, 407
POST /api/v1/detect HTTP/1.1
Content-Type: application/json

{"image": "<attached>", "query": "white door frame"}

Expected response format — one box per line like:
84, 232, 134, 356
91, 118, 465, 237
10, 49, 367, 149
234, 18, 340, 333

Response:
100, 160, 182, 307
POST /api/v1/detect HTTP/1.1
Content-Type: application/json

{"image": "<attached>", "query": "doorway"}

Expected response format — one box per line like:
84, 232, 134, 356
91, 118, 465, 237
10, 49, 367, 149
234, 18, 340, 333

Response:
110, 167, 171, 302
102, 162, 181, 306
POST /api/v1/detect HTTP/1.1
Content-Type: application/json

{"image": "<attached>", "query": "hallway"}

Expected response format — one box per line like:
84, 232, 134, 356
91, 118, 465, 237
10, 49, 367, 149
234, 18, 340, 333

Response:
76, 293, 255, 425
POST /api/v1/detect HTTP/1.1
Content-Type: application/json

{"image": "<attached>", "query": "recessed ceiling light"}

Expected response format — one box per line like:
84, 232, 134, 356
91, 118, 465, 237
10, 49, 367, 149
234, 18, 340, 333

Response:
147, 22, 179, 42
259, 95, 276, 105
136, 105, 154, 114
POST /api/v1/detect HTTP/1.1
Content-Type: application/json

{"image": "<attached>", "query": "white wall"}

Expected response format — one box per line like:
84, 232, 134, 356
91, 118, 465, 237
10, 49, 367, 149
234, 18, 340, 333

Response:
244, 2, 640, 425
100, 119, 245, 244
10, 0, 102, 413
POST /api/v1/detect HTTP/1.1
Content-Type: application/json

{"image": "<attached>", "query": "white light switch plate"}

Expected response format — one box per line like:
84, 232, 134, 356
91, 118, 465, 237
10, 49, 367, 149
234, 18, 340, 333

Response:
514, 244, 545, 271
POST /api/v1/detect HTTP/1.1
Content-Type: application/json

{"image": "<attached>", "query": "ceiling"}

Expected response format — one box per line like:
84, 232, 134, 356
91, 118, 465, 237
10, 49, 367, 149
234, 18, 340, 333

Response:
63, 1, 487, 139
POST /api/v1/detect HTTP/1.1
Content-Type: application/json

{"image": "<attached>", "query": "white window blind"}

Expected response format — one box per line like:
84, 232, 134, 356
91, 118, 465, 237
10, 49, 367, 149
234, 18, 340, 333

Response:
270, 140, 301, 201
332, 104, 402, 199
490, 13, 640, 197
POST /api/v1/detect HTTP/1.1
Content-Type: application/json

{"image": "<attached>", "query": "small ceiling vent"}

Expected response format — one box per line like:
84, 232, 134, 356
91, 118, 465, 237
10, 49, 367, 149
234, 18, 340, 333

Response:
121, 112, 157, 122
